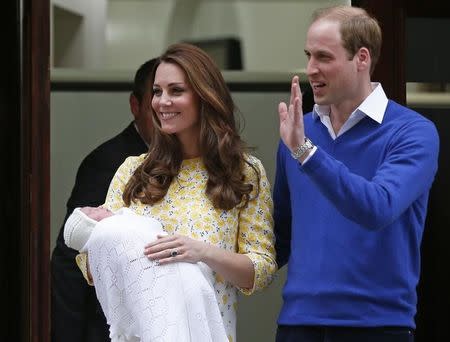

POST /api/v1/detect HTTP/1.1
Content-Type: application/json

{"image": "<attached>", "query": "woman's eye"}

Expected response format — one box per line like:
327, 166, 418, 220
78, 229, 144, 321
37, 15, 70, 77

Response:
153, 89, 161, 96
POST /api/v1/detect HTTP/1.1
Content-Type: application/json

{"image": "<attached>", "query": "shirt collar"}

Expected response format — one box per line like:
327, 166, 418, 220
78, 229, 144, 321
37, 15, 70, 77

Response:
312, 82, 388, 124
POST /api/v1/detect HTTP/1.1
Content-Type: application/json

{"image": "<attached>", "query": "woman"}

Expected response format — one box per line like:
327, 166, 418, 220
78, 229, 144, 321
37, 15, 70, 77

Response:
68, 43, 276, 341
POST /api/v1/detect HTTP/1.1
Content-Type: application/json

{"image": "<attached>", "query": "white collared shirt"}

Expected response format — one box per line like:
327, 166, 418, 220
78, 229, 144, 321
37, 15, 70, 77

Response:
302, 83, 388, 164
311, 82, 388, 140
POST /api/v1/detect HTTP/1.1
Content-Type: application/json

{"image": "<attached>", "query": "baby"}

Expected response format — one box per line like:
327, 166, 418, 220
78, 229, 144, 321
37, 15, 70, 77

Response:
64, 207, 228, 342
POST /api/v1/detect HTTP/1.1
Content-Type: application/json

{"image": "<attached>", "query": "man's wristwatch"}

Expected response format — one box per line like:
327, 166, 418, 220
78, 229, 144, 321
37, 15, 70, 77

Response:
290, 137, 314, 161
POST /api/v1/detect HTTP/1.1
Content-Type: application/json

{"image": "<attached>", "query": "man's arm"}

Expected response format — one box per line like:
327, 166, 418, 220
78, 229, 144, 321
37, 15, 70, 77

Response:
278, 77, 439, 231
302, 119, 439, 230
273, 141, 293, 268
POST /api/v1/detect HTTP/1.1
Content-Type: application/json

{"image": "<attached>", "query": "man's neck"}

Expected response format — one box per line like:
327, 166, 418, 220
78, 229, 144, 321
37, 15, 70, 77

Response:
329, 111, 348, 135
329, 82, 374, 134
133, 122, 150, 147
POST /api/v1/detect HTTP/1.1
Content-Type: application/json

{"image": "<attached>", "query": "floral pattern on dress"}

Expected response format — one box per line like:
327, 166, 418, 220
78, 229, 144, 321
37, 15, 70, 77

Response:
103, 154, 277, 341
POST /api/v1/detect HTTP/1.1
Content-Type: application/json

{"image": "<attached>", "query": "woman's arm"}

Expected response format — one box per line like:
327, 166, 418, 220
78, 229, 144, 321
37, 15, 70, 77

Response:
235, 157, 277, 294
144, 157, 277, 292
144, 234, 255, 289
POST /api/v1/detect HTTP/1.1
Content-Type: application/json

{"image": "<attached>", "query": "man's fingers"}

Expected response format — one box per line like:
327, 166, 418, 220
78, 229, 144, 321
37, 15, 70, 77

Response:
294, 76, 301, 100
278, 102, 288, 121
293, 97, 302, 125
289, 75, 300, 105
288, 103, 295, 121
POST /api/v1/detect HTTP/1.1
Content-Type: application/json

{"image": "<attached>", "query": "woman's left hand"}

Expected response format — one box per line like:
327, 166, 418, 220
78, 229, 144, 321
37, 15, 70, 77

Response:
145, 233, 254, 288
144, 234, 209, 265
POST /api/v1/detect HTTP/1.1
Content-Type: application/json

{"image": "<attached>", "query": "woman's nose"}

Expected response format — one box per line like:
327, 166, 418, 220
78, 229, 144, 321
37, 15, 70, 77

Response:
160, 92, 172, 106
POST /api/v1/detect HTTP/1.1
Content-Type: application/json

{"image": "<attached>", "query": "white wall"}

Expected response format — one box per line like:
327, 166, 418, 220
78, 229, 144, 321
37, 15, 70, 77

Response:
105, 0, 349, 71
51, 0, 350, 70
51, 0, 107, 68
234, 0, 348, 71
105, 0, 175, 69
52, 0, 85, 15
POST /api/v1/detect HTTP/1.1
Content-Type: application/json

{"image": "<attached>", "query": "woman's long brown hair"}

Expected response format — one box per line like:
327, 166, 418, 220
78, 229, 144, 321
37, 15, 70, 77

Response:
123, 43, 259, 210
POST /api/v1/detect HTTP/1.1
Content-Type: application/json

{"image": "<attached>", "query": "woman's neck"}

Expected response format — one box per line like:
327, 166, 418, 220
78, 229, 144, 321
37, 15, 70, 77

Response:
177, 129, 201, 159
181, 141, 201, 159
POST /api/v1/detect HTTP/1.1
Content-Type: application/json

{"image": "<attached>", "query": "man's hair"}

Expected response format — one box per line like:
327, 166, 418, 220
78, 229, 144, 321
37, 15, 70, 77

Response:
132, 58, 157, 102
312, 5, 382, 75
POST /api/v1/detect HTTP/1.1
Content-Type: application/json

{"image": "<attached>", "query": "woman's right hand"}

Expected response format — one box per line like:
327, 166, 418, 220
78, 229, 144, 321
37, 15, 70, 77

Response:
80, 206, 114, 222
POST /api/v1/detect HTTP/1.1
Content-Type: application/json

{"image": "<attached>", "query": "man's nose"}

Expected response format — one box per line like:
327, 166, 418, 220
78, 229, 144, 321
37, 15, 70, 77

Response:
306, 59, 318, 76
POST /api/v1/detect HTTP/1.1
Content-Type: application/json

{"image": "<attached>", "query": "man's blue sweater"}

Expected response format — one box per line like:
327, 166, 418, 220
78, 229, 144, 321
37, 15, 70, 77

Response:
274, 100, 439, 328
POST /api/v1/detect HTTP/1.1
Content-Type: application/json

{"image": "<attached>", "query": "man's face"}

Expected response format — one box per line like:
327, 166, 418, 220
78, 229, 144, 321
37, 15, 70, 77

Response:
305, 19, 360, 107
131, 87, 153, 144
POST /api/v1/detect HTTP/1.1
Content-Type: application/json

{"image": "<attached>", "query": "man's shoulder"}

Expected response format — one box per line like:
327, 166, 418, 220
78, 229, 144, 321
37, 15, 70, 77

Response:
67, 124, 145, 206
89, 123, 140, 154
73, 125, 144, 182
80, 124, 144, 167
384, 100, 436, 127
381, 101, 439, 148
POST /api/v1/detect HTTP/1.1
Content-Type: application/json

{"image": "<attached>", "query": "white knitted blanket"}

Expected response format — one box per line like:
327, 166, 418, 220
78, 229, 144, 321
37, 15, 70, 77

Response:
66, 208, 228, 342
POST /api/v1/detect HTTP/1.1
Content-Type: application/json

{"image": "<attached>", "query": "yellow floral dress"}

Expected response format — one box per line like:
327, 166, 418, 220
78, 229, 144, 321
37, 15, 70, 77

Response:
102, 154, 277, 342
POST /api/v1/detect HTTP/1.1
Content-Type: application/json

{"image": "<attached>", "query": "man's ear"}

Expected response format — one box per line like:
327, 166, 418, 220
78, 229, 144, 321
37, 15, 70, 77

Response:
129, 94, 140, 119
356, 47, 371, 72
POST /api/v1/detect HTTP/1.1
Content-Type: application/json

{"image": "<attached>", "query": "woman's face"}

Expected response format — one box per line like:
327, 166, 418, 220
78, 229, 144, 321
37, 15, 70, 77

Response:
151, 62, 201, 146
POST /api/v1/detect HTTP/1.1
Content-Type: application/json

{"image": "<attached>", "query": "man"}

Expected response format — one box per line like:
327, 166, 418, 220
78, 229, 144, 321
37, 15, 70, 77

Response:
51, 58, 156, 342
274, 5, 439, 342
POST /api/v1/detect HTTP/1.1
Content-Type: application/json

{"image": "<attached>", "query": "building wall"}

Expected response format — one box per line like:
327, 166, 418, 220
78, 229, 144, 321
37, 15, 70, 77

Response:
105, 0, 349, 71
51, 0, 350, 70
51, 0, 107, 68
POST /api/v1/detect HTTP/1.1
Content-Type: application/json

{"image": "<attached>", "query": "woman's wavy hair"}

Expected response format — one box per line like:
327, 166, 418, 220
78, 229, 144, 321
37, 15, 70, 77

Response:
123, 43, 259, 210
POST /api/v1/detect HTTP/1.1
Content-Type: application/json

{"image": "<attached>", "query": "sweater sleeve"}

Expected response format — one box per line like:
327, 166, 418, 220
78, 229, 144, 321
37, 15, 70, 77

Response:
302, 118, 439, 230
238, 156, 277, 295
273, 141, 293, 268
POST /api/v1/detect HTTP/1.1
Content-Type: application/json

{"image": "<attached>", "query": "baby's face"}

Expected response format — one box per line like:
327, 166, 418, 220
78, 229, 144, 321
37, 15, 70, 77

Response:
80, 206, 114, 222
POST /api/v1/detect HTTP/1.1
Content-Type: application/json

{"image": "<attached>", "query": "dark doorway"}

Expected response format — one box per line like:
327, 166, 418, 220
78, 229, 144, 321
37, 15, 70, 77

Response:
2, 0, 50, 341
354, 1, 450, 341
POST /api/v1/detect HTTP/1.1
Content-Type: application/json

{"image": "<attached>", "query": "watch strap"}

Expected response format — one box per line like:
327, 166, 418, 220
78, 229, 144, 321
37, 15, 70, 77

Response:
290, 137, 314, 160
